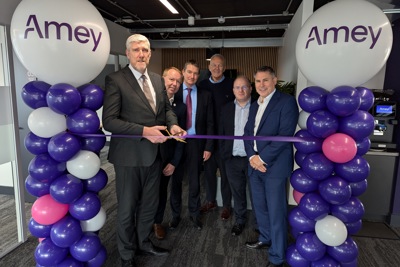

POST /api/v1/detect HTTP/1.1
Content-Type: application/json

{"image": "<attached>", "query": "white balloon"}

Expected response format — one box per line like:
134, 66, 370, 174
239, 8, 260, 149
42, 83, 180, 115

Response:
80, 207, 106, 232
298, 110, 310, 130
27, 107, 67, 138
315, 215, 348, 247
10, 0, 110, 87
67, 150, 101, 179
296, 0, 392, 90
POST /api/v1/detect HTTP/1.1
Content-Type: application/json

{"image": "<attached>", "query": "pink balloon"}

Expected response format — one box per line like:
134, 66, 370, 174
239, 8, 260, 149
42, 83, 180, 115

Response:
293, 189, 305, 204
322, 133, 357, 163
31, 194, 69, 225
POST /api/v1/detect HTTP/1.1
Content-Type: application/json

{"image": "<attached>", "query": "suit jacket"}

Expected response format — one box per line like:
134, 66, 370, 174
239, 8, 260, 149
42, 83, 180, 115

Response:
244, 90, 299, 178
159, 98, 186, 167
175, 84, 214, 152
102, 66, 178, 167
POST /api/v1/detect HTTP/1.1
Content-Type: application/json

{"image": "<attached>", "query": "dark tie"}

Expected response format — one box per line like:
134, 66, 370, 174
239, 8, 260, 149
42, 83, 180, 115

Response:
141, 75, 156, 112
186, 88, 192, 129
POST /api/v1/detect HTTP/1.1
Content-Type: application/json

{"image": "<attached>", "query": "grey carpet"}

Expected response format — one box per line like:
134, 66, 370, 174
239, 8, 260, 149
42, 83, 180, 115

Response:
1, 147, 400, 266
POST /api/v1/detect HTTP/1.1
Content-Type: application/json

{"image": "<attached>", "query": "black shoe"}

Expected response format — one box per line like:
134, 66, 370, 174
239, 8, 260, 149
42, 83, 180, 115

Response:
138, 244, 170, 256
121, 258, 137, 267
266, 261, 283, 267
231, 223, 245, 236
245, 240, 271, 250
169, 217, 181, 230
190, 216, 203, 230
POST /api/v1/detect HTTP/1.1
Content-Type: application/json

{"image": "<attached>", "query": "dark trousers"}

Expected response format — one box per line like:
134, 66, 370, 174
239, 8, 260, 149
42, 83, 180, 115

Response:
204, 149, 232, 207
114, 157, 161, 260
154, 174, 170, 224
170, 139, 202, 218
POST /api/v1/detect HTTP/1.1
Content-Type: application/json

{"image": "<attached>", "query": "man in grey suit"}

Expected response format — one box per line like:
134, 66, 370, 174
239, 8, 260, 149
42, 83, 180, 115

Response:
102, 34, 186, 267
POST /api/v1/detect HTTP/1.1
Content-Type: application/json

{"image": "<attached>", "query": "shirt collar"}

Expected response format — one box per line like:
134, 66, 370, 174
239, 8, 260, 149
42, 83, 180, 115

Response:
209, 75, 225, 84
258, 89, 276, 105
129, 64, 148, 80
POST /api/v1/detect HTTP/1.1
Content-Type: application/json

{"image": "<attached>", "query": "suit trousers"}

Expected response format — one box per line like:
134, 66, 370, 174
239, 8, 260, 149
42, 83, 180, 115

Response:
249, 171, 288, 265
204, 149, 232, 207
170, 139, 203, 218
114, 157, 162, 260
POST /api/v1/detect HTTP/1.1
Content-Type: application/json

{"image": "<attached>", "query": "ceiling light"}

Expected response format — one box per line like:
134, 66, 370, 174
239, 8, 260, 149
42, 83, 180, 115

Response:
188, 16, 195, 26
159, 0, 179, 14
121, 16, 135, 23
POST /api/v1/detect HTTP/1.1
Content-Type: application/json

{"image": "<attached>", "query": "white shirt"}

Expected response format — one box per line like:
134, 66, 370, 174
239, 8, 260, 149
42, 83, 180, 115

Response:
129, 64, 157, 105
254, 89, 276, 152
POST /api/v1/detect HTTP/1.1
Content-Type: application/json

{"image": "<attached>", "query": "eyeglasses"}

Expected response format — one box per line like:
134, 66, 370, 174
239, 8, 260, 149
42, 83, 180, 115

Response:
233, 86, 249, 91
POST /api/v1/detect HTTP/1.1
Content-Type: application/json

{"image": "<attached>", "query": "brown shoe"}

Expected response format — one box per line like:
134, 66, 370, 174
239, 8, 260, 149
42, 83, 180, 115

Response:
153, 224, 165, 240
221, 207, 231, 220
200, 201, 217, 213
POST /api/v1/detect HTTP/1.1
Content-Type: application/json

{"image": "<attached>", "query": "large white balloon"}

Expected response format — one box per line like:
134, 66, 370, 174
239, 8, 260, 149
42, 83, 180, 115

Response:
67, 150, 101, 179
80, 207, 106, 232
10, 0, 110, 87
298, 110, 310, 130
27, 107, 67, 138
296, 0, 392, 90
315, 215, 348, 247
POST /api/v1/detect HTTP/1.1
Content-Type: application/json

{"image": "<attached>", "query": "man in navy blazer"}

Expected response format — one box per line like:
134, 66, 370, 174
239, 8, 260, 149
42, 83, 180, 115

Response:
102, 34, 185, 267
244, 66, 298, 267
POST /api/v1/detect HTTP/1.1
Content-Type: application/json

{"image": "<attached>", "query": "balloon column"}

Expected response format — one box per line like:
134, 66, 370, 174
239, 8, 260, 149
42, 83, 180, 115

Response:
11, 0, 110, 266
288, 0, 393, 266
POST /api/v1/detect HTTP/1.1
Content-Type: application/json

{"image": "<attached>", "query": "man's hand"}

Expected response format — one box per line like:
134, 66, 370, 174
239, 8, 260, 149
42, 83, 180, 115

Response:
163, 163, 175, 176
143, 125, 168, 143
250, 155, 267, 173
170, 125, 186, 137
203, 151, 211, 162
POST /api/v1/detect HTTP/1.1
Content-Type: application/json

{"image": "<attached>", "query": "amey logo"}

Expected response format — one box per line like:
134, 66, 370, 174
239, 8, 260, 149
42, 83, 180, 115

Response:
23, 15, 102, 52
305, 25, 382, 50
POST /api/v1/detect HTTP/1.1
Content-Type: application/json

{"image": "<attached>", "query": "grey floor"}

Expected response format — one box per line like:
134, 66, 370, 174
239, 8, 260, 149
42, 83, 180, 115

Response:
1, 149, 400, 266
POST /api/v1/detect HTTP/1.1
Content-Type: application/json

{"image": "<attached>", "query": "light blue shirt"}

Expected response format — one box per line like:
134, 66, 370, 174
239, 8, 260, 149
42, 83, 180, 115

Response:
232, 99, 251, 157
183, 84, 198, 135
209, 75, 225, 84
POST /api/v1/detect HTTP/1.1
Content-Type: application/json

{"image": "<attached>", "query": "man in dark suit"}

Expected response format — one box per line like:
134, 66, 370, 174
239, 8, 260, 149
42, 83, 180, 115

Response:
219, 75, 253, 236
244, 66, 298, 267
169, 60, 214, 230
102, 34, 186, 267
199, 54, 235, 220
153, 67, 186, 240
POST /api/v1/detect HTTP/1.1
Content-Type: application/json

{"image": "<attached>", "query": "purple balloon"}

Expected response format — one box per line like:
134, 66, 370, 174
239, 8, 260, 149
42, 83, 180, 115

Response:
25, 175, 50, 197
86, 245, 107, 267
81, 129, 106, 153
46, 83, 82, 115
21, 81, 50, 109
48, 132, 82, 162
311, 254, 340, 267
356, 86, 374, 111
29, 218, 52, 238
50, 174, 84, 204
349, 179, 368, 197
339, 110, 374, 141
67, 108, 100, 134
289, 207, 316, 232
286, 243, 310, 267
296, 232, 327, 262
294, 130, 323, 154
69, 192, 101, 221
318, 175, 352, 205
307, 110, 339, 139
356, 137, 371, 156
57, 256, 84, 267
302, 153, 334, 181
326, 236, 359, 263
299, 192, 330, 220
326, 86, 361, 117
298, 86, 328, 112
290, 168, 319, 193
345, 219, 363, 235
335, 155, 370, 183
331, 196, 365, 223
295, 151, 307, 167
50, 215, 83, 248
28, 153, 66, 183
70, 232, 102, 262
24, 132, 50, 155
34, 238, 68, 266
78, 84, 104, 111
83, 168, 109, 193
